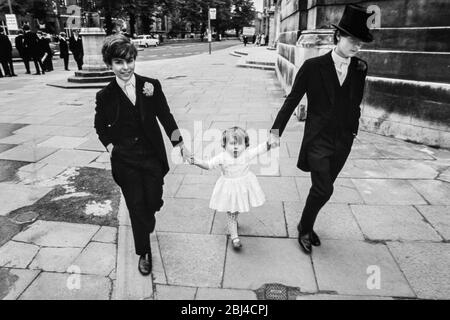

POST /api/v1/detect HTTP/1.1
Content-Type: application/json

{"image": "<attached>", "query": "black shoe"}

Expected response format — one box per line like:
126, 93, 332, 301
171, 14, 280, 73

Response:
26, 71, 31, 74
33, 72, 41, 75
311, 230, 321, 247
297, 231, 312, 254
138, 253, 152, 276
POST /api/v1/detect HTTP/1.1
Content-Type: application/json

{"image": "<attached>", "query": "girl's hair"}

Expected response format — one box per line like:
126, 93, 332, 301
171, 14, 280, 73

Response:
102, 34, 138, 65
333, 29, 351, 45
221, 127, 250, 149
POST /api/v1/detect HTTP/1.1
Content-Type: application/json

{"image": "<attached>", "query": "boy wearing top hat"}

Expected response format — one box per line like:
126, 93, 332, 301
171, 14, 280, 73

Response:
269, 4, 374, 254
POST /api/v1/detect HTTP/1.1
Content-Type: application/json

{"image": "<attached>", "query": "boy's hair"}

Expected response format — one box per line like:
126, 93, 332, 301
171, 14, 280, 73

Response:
221, 127, 250, 149
333, 29, 351, 45
0, 27, 4, 33
23, 25, 30, 31
102, 34, 138, 65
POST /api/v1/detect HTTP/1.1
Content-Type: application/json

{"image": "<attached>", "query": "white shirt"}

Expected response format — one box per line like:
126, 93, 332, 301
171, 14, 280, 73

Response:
116, 74, 136, 105
332, 48, 351, 86
206, 143, 269, 179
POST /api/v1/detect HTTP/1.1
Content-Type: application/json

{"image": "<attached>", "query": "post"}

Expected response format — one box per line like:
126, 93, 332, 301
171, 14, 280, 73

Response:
7, 0, 13, 14
208, 6, 212, 55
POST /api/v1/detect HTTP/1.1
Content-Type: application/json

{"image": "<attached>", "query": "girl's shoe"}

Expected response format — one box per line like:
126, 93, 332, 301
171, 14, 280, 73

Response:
231, 237, 242, 250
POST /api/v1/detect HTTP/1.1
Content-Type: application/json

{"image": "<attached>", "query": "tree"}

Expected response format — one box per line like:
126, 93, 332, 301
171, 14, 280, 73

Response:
231, 0, 255, 36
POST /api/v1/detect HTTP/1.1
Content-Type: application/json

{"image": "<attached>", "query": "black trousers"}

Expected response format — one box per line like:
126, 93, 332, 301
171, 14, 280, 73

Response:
62, 55, 69, 70
32, 56, 45, 74
74, 54, 83, 70
111, 143, 164, 256
298, 128, 354, 234
23, 57, 31, 73
0, 60, 14, 76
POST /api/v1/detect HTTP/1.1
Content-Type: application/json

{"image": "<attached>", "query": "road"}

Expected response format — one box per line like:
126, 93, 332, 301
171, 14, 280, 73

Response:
11, 40, 242, 74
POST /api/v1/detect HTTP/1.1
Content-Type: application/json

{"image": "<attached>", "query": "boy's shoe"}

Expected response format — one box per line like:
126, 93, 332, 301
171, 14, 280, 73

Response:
231, 237, 242, 250
311, 230, 321, 247
138, 253, 152, 276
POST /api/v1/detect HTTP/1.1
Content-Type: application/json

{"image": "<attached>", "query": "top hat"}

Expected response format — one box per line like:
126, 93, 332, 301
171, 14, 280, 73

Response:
332, 4, 374, 43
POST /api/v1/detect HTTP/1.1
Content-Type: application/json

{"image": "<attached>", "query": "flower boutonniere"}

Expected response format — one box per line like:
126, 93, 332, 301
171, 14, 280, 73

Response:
356, 60, 368, 72
143, 82, 154, 97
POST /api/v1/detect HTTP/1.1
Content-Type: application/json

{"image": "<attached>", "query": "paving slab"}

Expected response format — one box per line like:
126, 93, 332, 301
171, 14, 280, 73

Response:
19, 272, 111, 300
0, 183, 51, 216
415, 206, 450, 240
13, 220, 99, 247
211, 201, 287, 237
196, 288, 257, 300
0, 133, 50, 145
0, 241, 40, 268
312, 240, 415, 298
351, 205, 442, 241
340, 160, 389, 178
258, 177, 300, 201
284, 202, 364, 240
352, 179, 427, 205
29, 247, 83, 272
156, 198, 214, 234
158, 232, 226, 288
0, 217, 21, 247
375, 144, 435, 160
388, 242, 450, 300
48, 126, 92, 138
38, 149, 101, 167
0, 159, 30, 183
75, 137, 106, 152
409, 180, 450, 205
296, 177, 364, 204
92, 226, 117, 243
377, 160, 439, 179
115, 225, 153, 300
72, 242, 116, 276
19, 164, 68, 185
38, 136, 89, 149
223, 237, 317, 292
0, 268, 40, 300
0, 144, 58, 162
150, 233, 166, 285
348, 143, 384, 159
155, 285, 197, 300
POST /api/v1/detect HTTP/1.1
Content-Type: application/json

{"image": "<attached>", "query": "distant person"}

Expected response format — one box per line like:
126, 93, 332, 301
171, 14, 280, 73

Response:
69, 29, 84, 70
0, 27, 16, 77
23, 25, 45, 75
15, 30, 30, 74
252, 34, 256, 44
265, 34, 269, 46
260, 33, 266, 46
38, 31, 53, 72
59, 32, 70, 71
256, 33, 261, 46
158, 34, 163, 43
243, 35, 248, 46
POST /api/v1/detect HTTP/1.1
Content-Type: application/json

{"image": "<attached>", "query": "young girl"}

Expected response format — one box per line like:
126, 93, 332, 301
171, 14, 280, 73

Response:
190, 127, 272, 250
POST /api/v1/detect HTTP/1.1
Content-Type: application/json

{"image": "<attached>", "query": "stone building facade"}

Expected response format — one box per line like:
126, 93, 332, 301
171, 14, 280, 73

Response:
275, 0, 450, 148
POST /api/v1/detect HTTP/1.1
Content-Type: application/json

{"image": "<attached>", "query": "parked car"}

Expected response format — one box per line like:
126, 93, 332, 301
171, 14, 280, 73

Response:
131, 35, 159, 48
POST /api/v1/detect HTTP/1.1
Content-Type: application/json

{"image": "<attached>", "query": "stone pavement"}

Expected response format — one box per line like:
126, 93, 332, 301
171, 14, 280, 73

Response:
1, 45, 450, 300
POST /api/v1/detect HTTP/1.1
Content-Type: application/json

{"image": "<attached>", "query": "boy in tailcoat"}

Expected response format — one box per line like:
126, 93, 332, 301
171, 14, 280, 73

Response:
270, 5, 374, 254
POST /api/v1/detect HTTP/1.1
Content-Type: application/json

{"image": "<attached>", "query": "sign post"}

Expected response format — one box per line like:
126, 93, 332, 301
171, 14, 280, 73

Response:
5, 14, 18, 33
208, 7, 216, 55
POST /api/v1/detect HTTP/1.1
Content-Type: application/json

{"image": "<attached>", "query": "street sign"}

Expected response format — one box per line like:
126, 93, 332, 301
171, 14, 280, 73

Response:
209, 8, 216, 20
5, 14, 18, 31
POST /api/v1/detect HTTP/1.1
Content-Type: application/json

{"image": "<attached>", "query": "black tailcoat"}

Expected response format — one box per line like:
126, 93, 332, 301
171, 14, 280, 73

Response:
271, 51, 368, 172
0, 34, 12, 61
94, 74, 183, 177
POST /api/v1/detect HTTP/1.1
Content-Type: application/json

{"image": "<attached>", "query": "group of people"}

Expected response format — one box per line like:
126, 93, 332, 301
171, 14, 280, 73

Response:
94, 4, 374, 276
0, 25, 85, 78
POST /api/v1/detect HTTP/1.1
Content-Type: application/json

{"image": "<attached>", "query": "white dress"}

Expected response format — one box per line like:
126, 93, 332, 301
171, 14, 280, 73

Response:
207, 143, 268, 213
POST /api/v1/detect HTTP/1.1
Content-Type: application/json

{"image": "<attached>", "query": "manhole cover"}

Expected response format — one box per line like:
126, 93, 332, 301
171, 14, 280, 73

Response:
256, 283, 288, 300
10, 211, 39, 224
